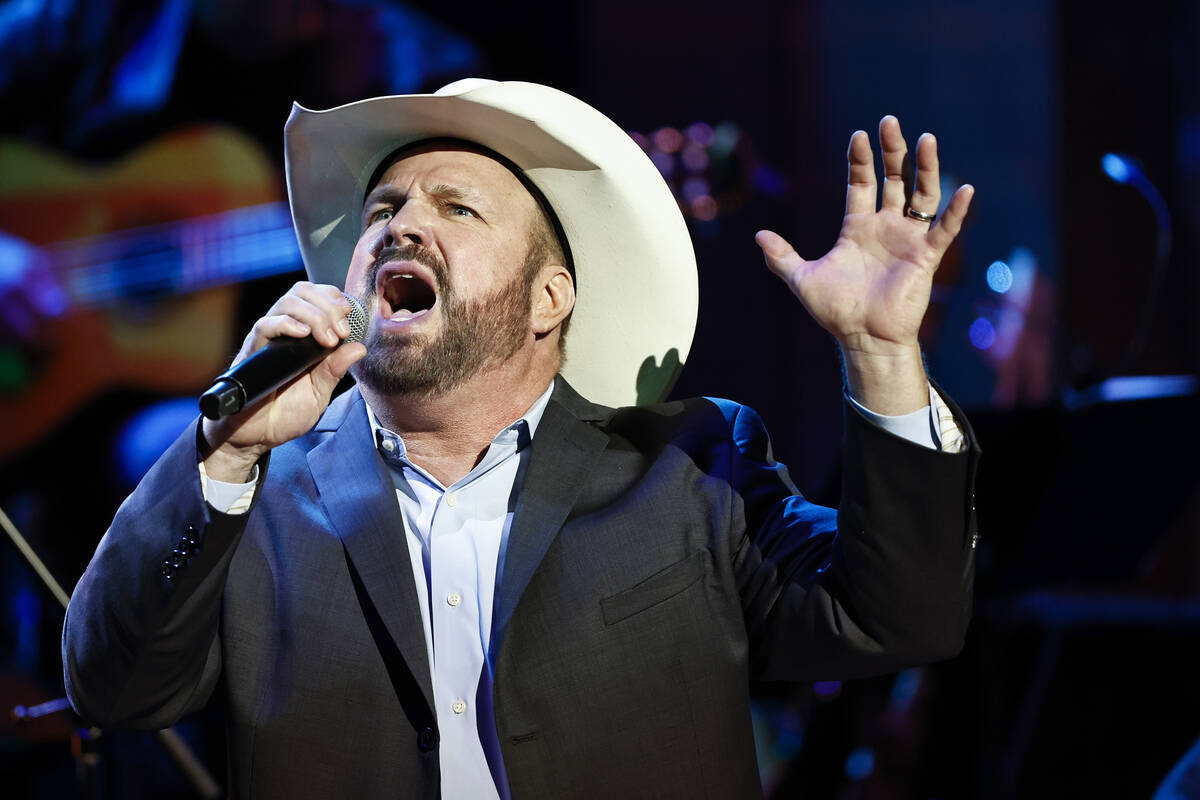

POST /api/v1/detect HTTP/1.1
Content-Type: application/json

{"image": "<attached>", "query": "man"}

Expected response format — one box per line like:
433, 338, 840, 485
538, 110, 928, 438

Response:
63, 79, 978, 799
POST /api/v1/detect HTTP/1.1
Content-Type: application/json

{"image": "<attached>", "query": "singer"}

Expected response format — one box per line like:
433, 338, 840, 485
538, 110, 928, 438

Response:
63, 80, 979, 799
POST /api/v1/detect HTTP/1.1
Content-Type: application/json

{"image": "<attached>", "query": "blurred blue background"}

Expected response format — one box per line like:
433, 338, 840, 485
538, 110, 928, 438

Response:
1, 0, 1198, 796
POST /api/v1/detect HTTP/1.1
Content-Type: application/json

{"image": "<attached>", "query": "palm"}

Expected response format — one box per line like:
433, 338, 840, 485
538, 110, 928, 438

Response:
758, 116, 973, 357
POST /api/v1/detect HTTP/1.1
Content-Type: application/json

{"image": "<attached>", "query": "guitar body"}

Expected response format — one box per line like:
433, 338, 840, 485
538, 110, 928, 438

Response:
0, 126, 286, 460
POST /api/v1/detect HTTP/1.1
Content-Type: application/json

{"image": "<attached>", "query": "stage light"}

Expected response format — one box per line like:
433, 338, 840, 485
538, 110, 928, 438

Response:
652, 127, 684, 154
681, 143, 709, 173
845, 747, 875, 780
986, 260, 1013, 294
711, 122, 741, 157
650, 150, 676, 178
681, 177, 710, 203
690, 195, 718, 221
969, 317, 996, 350
1101, 152, 1136, 184
686, 122, 714, 147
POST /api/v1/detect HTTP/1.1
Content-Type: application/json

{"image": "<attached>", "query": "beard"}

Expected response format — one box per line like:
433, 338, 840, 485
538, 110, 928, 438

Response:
352, 243, 534, 397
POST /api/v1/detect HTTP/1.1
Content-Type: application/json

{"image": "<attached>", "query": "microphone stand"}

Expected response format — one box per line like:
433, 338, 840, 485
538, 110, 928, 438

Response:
2, 504, 222, 799
1105, 154, 1173, 376
1064, 154, 1181, 409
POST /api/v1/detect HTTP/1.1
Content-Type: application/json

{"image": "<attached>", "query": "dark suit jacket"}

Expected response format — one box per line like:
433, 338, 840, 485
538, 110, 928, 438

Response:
63, 377, 978, 799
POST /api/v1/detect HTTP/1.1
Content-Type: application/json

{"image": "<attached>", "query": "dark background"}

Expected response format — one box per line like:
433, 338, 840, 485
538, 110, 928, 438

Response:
2, 0, 1198, 796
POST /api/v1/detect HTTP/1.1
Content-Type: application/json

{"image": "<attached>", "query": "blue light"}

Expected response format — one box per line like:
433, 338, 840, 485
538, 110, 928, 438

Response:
1098, 374, 1198, 402
14, 585, 40, 672
110, 0, 190, 112
115, 397, 200, 486
845, 747, 875, 780
1102, 153, 1133, 184
986, 260, 1013, 294
969, 317, 996, 350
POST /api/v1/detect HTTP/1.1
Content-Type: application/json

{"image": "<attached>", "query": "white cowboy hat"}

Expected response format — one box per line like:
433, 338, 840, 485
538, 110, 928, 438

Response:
283, 78, 697, 408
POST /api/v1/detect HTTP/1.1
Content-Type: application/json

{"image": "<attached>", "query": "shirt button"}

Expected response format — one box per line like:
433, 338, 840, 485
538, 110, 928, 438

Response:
445, 493, 457, 507
446, 592, 461, 607
381, 438, 396, 453
451, 700, 466, 715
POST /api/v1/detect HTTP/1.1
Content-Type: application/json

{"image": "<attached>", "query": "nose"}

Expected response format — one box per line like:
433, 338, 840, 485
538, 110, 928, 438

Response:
381, 201, 432, 249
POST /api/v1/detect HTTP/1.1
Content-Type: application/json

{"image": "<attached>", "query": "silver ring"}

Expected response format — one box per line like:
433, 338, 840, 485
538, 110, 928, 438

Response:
906, 207, 936, 223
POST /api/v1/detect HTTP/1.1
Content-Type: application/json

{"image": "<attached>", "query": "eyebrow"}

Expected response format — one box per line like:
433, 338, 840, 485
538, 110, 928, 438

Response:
427, 183, 483, 205
363, 182, 484, 209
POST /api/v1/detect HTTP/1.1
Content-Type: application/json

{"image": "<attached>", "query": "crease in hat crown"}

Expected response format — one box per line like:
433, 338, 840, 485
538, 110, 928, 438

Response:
283, 78, 699, 408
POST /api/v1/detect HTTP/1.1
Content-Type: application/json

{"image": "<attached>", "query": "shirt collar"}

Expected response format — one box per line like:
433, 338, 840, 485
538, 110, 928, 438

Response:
365, 380, 555, 478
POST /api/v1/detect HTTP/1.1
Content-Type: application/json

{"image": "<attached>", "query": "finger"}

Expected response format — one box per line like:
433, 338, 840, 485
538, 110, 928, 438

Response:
241, 313, 315, 356
755, 229, 806, 283
845, 130, 877, 216
909, 133, 941, 217
268, 291, 351, 347
311, 342, 368, 396
878, 115, 908, 212
926, 184, 975, 255
283, 281, 352, 329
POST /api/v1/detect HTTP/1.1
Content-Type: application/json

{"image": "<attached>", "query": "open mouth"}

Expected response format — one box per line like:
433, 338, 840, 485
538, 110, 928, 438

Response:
377, 265, 438, 322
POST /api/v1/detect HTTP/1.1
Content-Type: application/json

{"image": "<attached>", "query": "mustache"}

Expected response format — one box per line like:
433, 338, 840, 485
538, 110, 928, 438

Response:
368, 243, 449, 294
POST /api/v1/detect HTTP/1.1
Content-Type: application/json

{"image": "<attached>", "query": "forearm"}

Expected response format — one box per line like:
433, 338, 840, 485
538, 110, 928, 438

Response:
62, 419, 257, 728
831, 396, 977, 659
739, 397, 977, 681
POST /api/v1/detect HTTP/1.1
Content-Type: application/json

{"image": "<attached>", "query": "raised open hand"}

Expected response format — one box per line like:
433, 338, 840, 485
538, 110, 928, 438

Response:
756, 116, 974, 413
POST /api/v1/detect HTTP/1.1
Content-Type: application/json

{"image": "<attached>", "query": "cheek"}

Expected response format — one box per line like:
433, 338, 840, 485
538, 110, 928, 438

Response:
344, 245, 375, 293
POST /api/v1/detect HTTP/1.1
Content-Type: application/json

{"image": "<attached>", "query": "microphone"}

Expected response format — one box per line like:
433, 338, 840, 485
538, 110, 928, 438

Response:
199, 294, 368, 420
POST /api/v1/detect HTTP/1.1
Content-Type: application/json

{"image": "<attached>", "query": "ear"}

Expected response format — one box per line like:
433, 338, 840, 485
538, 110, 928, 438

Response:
531, 264, 575, 336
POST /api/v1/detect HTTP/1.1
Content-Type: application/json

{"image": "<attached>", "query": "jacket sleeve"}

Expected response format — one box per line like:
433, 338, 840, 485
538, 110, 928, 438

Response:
725, 396, 979, 682
62, 418, 262, 729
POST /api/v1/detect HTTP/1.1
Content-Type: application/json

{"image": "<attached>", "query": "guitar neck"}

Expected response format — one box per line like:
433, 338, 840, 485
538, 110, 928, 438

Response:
52, 201, 304, 309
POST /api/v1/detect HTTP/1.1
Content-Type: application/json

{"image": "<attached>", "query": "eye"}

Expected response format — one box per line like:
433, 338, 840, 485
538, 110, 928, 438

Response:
448, 204, 477, 219
370, 207, 395, 225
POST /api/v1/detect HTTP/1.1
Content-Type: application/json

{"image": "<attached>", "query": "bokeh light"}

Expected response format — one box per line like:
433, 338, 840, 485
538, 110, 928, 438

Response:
986, 260, 1013, 293
652, 126, 683, 153
691, 194, 718, 221
969, 317, 996, 350
686, 121, 714, 147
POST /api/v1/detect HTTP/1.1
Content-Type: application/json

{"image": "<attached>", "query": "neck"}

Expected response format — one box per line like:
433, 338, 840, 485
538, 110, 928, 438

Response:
358, 354, 556, 486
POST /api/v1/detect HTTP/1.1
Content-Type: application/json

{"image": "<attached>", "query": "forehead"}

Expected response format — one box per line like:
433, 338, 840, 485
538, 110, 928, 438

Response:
366, 143, 537, 214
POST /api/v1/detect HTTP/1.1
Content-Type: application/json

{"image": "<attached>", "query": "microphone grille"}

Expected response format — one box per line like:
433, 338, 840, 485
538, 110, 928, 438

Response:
343, 294, 368, 343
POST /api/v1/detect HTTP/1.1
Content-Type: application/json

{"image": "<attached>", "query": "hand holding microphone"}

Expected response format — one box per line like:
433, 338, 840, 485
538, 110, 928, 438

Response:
198, 283, 368, 482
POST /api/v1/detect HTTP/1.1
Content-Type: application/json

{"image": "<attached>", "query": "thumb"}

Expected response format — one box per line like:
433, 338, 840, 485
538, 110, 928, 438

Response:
754, 229, 805, 282
311, 341, 367, 395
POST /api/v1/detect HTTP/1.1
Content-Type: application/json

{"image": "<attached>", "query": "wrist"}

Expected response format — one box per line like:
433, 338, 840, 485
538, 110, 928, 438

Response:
839, 340, 928, 415
199, 419, 267, 483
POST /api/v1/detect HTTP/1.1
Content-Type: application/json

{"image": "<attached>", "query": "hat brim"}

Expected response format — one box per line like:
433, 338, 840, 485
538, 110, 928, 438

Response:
284, 80, 697, 407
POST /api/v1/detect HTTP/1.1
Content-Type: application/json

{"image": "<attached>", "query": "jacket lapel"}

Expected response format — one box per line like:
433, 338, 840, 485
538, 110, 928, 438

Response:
491, 378, 611, 657
307, 388, 435, 713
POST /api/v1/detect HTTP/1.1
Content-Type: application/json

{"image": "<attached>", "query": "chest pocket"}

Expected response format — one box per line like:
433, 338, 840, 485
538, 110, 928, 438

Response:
600, 550, 708, 626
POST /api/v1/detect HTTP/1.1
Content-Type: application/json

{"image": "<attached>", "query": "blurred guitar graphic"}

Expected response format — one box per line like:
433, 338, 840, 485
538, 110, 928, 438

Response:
0, 126, 303, 460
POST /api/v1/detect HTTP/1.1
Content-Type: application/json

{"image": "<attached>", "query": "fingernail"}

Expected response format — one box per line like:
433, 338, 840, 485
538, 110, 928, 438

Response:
337, 320, 350, 337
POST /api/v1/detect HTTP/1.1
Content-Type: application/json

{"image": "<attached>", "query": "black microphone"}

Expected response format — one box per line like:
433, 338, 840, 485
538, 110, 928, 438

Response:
199, 294, 367, 420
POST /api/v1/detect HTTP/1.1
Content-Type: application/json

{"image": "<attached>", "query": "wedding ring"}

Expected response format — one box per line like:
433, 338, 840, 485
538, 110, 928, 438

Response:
906, 207, 936, 223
